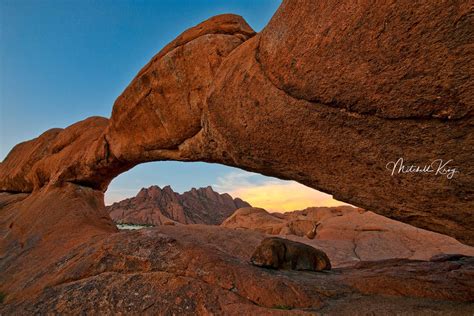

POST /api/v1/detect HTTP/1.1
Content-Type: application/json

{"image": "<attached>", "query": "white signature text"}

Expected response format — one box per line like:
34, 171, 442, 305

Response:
386, 158, 459, 179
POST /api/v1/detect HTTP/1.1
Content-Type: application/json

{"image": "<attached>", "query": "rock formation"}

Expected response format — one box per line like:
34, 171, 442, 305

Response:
1, 1, 474, 313
250, 237, 332, 271
223, 206, 474, 267
107, 185, 250, 225
0, 3, 472, 245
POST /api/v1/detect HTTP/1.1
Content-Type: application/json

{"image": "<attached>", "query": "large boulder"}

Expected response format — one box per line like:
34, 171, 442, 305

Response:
251, 237, 331, 271
222, 207, 286, 234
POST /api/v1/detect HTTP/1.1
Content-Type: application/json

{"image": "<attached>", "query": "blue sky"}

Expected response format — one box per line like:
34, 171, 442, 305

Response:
0, 0, 345, 210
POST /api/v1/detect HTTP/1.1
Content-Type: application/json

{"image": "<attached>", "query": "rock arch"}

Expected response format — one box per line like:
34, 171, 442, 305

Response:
1, 2, 474, 311
1, 4, 472, 245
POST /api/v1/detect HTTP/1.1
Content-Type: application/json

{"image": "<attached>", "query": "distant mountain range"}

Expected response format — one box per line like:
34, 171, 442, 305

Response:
107, 185, 250, 225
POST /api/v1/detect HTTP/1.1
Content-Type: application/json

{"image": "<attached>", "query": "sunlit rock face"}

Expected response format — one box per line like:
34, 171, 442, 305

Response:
204, 2, 474, 244
1, 1, 474, 314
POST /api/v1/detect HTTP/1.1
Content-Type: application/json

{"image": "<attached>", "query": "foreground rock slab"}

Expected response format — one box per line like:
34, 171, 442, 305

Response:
1, 211, 474, 314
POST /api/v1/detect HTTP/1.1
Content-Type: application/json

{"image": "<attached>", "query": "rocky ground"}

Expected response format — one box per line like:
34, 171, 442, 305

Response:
1, 188, 474, 314
1, 198, 473, 314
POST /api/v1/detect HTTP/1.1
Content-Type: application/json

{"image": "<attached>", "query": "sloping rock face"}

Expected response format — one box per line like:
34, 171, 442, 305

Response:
1, 2, 474, 314
107, 185, 250, 225
0, 117, 110, 192
223, 207, 288, 234
223, 207, 474, 267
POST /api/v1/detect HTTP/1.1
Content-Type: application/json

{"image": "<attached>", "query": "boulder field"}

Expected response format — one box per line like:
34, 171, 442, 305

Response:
1, 1, 473, 314
222, 206, 474, 268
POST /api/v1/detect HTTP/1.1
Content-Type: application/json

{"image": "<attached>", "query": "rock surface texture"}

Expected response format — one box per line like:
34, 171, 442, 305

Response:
1, 1, 474, 314
1, 215, 474, 314
107, 185, 250, 225
223, 206, 474, 267
250, 237, 332, 271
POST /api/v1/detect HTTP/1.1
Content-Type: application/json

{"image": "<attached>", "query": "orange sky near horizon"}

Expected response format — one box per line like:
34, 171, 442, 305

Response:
228, 180, 347, 212
212, 170, 348, 212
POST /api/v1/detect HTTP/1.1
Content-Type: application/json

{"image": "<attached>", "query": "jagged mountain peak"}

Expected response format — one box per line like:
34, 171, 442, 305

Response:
107, 185, 251, 225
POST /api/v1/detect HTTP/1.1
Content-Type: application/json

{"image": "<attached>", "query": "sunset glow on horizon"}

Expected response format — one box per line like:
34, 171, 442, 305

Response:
213, 171, 348, 212
228, 180, 347, 212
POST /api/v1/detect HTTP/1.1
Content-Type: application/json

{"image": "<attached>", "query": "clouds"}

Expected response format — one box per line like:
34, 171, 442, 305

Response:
213, 171, 264, 192
213, 171, 347, 212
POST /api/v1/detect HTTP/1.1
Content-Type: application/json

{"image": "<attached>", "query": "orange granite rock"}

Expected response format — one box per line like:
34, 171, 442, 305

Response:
1, 2, 474, 314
